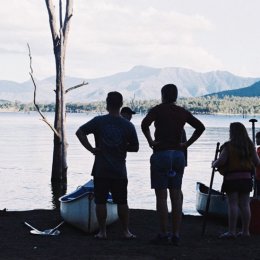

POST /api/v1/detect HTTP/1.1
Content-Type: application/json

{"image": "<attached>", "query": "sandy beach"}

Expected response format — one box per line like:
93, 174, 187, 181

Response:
0, 208, 259, 259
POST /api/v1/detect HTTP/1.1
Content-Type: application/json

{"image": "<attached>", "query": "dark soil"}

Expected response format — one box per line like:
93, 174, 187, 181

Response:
0, 208, 259, 260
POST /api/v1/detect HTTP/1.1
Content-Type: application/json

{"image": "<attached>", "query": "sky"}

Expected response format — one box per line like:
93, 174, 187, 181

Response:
1, 0, 260, 82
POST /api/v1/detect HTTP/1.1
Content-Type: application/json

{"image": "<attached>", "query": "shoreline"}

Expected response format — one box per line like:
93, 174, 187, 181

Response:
1, 110, 260, 116
1, 208, 260, 259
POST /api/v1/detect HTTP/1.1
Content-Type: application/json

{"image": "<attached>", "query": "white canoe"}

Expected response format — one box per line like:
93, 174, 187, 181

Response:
59, 179, 118, 233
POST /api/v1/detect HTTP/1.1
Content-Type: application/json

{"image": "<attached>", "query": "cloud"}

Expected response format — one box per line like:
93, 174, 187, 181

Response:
2, 0, 259, 81
67, 1, 216, 78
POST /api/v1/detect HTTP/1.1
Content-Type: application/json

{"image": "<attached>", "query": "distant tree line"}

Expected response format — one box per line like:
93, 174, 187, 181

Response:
1, 95, 260, 116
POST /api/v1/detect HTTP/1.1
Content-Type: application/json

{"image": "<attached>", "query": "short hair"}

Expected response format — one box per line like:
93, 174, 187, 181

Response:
256, 132, 260, 139
106, 91, 123, 109
161, 84, 178, 103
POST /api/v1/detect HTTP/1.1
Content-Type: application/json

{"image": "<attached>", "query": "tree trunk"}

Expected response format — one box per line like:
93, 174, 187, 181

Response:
51, 54, 68, 182
45, 0, 73, 182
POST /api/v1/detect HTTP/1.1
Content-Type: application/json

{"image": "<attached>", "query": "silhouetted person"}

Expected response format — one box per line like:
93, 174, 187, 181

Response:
141, 84, 205, 245
120, 107, 136, 121
213, 122, 260, 238
76, 91, 139, 239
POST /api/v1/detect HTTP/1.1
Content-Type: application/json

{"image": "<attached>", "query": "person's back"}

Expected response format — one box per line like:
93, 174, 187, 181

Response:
223, 141, 255, 173
141, 84, 205, 245
143, 102, 201, 151
212, 122, 260, 238
83, 114, 138, 178
76, 91, 139, 240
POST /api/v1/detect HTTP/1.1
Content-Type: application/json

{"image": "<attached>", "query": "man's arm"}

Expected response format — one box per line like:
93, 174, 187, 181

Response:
126, 126, 139, 152
182, 116, 205, 149
141, 110, 159, 149
76, 128, 99, 155
142, 129, 158, 149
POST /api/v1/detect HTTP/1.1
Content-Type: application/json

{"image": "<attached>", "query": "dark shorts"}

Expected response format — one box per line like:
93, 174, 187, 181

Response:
222, 179, 253, 193
150, 150, 185, 189
93, 177, 128, 204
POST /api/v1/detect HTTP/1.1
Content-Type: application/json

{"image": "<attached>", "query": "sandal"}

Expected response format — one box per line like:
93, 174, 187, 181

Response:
218, 232, 236, 239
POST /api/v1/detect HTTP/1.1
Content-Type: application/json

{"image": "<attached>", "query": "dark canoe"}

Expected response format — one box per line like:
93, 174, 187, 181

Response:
196, 182, 228, 218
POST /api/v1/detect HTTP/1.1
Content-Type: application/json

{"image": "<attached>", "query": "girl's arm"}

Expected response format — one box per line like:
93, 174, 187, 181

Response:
212, 147, 228, 168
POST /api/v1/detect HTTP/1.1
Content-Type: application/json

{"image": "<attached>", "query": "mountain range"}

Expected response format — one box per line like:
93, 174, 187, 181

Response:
205, 80, 260, 98
0, 66, 260, 103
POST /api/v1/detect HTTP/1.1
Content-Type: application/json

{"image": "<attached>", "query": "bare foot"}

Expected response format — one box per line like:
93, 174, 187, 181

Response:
94, 232, 107, 240
123, 231, 136, 239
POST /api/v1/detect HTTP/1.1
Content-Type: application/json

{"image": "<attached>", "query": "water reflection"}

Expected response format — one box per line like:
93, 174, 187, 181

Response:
51, 181, 67, 209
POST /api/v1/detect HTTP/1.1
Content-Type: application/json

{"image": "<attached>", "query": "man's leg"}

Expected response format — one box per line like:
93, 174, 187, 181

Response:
169, 188, 183, 237
117, 204, 135, 238
155, 189, 168, 235
94, 177, 109, 239
169, 150, 185, 238
111, 178, 135, 238
95, 204, 107, 238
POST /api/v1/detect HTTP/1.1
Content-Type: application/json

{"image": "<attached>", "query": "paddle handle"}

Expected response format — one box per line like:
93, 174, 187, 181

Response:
52, 221, 64, 231
249, 119, 258, 197
24, 222, 41, 232
201, 142, 220, 236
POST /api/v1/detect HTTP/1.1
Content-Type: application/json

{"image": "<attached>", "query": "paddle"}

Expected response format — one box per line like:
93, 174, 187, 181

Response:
201, 142, 220, 237
249, 119, 257, 145
249, 119, 258, 197
24, 221, 64, 236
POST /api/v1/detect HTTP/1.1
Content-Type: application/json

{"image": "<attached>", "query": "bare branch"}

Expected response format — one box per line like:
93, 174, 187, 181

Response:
59, 0, 63, 30
63, 0, 73, 47
27, 43, 33, 75
65, 81, 88, 94
45, 0, 59, 43
27, 44, 60, 138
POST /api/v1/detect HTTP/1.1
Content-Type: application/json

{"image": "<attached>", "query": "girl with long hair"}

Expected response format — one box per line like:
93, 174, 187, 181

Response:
212, 122, 260, 238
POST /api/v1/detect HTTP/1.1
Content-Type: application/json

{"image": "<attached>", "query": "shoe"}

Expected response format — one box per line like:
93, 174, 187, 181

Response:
171, 235, 180, 246
218, 232, 236, 239
150, 234, 171, 245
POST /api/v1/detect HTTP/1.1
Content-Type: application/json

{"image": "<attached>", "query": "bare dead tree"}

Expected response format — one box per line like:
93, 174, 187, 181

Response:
28, 43, 60, 137
129, 94, 137, 111
29, 0, 88, 182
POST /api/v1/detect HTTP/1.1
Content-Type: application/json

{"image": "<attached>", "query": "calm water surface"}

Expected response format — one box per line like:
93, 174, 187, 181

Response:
1, 112, 259, 215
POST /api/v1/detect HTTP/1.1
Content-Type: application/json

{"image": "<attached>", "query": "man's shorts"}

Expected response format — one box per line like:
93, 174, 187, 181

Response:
93, 177, 128, 204
150, 150, 185, 189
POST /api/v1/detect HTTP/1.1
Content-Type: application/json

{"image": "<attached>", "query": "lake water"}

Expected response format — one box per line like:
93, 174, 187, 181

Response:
1, 112, 259, 215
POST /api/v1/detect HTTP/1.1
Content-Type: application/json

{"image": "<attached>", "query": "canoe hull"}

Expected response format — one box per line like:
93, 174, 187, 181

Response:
196, 182, 260, 233
196, 182, 228, 218
59, 180, 118, 233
